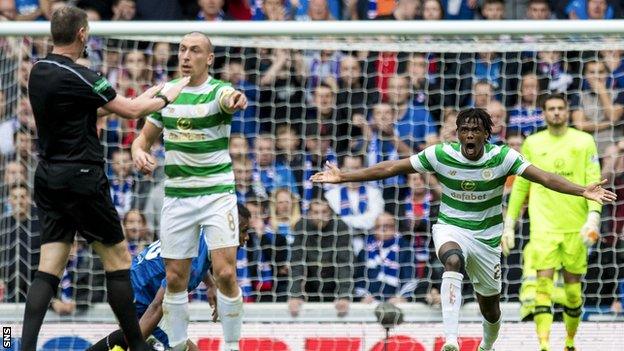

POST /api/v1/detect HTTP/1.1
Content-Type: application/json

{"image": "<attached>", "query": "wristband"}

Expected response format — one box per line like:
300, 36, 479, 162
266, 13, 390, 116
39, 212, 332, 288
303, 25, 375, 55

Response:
156, 94, 170, 107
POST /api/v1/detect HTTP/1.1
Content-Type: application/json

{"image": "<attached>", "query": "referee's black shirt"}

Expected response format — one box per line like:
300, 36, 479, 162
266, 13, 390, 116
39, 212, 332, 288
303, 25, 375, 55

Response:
28, 53, 116, 164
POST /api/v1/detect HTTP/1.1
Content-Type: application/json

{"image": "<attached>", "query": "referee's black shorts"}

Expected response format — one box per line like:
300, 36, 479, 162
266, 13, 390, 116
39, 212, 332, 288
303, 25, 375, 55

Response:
34, 160, 125, 245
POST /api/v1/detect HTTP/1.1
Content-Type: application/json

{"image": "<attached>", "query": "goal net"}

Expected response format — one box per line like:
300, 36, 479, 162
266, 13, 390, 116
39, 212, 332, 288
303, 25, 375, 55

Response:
1, 21, 623, 350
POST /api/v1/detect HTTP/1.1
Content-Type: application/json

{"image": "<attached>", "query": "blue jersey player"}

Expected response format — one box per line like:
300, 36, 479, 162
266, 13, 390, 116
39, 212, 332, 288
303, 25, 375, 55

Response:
87, 204, 251, 351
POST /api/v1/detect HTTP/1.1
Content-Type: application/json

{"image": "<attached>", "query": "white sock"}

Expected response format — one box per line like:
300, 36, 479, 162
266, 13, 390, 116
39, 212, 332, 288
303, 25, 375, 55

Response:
441, 271, 463, 345
217, 288, 243, 351
162, 289, 189, 349
480, 317, 501, 350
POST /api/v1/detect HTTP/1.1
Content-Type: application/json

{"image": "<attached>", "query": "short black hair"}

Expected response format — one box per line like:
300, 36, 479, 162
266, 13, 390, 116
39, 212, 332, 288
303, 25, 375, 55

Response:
9, 181, 30, 194
456, 108, 494, 140
13, 126, 33, 144
237, 203, 251, 221
51, 6, 88, 45
540, 92, 568, 110
314, 82, 335, 95
528, 0, 550, 7
113, 0, 136, 6
339, 154, 364, 167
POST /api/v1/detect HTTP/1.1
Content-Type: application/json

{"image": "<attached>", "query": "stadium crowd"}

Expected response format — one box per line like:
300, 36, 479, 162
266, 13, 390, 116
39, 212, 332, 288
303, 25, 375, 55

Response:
1, 0, 624, 318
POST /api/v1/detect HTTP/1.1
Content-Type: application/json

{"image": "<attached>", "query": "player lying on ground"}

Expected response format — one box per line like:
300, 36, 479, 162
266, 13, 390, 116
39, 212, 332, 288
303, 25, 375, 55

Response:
311, 108, 616, 351
87, 204, 251, 351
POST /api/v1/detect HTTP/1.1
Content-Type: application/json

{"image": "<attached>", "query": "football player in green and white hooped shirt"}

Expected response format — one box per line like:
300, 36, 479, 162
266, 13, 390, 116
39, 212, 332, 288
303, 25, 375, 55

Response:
131, 32, 248, 351
311, 108, 616, 351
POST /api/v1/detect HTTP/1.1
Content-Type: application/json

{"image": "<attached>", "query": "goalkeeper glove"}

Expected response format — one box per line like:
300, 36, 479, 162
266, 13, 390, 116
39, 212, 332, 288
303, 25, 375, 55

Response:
580, 211, 601, 247
501, 216, 516, 256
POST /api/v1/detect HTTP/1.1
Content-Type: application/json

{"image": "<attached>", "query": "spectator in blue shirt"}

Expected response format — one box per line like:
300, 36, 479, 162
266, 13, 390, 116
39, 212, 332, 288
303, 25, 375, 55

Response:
269, 187, 300, 246
293, 0, 342, 20
473, 52, 503, 91
245, 198, 289, 302
602, 48, 624, 90
355, 212, 419, 304
442, 0, 476, 19
14, 0, 44, 20
252, 134, 298, 196
251, 0, 292, 20
407, 53, 444, 121
222, 60, 258, 142
566, 0, 614, 19
508, 73, 545, 137
234, 156, 268, 204
386, 75, 438, 151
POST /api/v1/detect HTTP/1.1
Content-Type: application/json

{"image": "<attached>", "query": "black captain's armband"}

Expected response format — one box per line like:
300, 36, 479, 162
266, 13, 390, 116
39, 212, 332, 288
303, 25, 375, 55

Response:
155, 94, 170, 107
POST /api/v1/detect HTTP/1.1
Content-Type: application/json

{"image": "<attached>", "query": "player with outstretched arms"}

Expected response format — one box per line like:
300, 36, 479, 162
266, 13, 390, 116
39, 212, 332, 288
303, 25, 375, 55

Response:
86, 204, 251, 351
502, 93, 602, 351
131, 32, 248, 351
311, 108, 616, 351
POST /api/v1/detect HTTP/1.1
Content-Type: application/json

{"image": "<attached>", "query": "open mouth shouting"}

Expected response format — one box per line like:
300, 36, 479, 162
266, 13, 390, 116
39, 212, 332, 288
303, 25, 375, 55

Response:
464, 142, 478, 157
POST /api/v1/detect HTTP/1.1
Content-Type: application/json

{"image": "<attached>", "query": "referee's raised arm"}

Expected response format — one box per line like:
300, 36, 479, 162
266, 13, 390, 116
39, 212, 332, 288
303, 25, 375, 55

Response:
22, 6, 157, 351
102, 76, 189, 119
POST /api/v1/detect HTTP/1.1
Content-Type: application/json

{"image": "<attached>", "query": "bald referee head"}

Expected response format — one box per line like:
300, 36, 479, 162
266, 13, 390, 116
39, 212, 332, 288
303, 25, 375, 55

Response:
20, 6, 189, 351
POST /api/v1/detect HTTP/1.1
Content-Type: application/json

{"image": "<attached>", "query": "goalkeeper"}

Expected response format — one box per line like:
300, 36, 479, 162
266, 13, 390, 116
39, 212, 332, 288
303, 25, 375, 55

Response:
87, 204, 250, 351
503, 93, 602, 351
519, 242, 567, 322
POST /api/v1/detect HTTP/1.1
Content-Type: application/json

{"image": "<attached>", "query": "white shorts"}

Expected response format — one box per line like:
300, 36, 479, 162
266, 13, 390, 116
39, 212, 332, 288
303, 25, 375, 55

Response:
432, 224, 502, 297
160, 192, 239, 259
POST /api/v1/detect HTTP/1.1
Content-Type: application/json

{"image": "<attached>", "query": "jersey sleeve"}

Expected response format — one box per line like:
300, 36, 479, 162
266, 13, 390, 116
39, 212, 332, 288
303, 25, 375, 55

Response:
147, 111, 163, 128
63, 65, 116, 107
584, 136, 602, 213
507, 146, 532, 176
215, 82, 236, 114
409, 145, 435, 173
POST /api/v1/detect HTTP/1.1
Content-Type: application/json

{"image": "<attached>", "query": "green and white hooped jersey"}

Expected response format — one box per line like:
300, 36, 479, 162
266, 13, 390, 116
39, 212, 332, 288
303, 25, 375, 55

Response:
410, 142, 531, 247
147, 77, 235, 198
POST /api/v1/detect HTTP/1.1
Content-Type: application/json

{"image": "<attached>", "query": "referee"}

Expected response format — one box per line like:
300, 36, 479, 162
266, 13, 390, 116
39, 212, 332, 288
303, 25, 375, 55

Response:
21, 6, 188, 351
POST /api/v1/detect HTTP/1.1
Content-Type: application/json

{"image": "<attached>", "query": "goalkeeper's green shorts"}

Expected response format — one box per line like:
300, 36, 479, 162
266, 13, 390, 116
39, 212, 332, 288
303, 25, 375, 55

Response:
529, 231, 587, 275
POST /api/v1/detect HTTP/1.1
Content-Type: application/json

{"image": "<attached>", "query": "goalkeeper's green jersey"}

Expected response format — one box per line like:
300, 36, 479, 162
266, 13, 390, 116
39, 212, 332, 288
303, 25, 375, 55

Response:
507, 127, 601, 233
